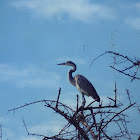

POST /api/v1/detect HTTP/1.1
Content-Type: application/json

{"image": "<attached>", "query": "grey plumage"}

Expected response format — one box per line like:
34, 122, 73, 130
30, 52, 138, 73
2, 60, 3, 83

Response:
58, 61, 100, 102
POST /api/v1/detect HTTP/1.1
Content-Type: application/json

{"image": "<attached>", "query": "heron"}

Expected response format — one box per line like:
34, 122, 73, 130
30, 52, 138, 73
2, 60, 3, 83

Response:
58, 61, 100, 106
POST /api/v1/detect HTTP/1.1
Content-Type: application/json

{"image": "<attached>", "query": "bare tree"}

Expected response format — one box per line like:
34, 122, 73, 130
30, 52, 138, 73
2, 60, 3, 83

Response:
9, 51, 140, 140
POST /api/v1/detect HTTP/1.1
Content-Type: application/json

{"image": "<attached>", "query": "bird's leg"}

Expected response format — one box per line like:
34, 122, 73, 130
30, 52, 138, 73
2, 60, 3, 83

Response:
82, 94, 86, 107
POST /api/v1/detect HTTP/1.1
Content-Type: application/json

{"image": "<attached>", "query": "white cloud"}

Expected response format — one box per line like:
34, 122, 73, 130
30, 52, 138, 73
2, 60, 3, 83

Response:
11, 0, 115, 22
134, 2, 140, 10
125, 18, 140, 30
16, 137, 40, 140
29, 120, 66, 136
0, 63, 61, 88
0, 117, 7, 123
121, 2, 140, 30
128, 2, 140, 30
13, 135, 42, 140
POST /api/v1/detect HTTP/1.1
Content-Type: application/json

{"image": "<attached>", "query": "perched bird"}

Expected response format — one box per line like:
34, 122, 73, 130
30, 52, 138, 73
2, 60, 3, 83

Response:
58, 61, 100, 104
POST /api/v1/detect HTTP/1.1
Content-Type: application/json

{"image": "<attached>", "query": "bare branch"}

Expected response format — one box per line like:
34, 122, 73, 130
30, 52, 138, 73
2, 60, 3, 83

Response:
101, 102, 136, 131
114, 81, 117, 105
126, 89, 132, 105
110, 66, 140, 80
89, 52, 107, 68
90, 51, 140, 81
56, 87, 61, 108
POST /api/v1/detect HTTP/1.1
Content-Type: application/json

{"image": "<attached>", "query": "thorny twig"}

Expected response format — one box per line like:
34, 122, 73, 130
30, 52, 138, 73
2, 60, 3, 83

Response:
56, 87, 61, 108
89, 51, 140, 81
126, 89, 132, 105
101, 102, 136, 131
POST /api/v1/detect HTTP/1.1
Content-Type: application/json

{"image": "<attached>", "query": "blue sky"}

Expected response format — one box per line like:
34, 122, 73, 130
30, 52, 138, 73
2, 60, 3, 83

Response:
0, 0, 140, 139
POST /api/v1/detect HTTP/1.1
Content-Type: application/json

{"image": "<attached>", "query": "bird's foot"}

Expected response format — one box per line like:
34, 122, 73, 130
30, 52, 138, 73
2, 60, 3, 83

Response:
82, 94, 86, 108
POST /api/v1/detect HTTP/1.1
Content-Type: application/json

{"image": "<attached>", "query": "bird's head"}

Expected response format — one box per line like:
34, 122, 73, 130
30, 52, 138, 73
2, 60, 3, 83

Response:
57, 61, 76, 67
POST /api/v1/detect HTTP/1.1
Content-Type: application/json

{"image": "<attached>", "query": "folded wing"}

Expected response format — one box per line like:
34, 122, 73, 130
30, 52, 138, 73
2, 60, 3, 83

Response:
75, 75, 100, 102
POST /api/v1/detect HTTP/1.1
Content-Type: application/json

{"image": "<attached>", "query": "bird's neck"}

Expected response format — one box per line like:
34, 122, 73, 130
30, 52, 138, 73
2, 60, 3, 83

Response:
68, 66, 76, 87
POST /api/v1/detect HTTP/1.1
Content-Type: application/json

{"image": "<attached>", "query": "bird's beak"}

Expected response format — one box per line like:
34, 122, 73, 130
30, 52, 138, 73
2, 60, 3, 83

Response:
57, 62, 66, 65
